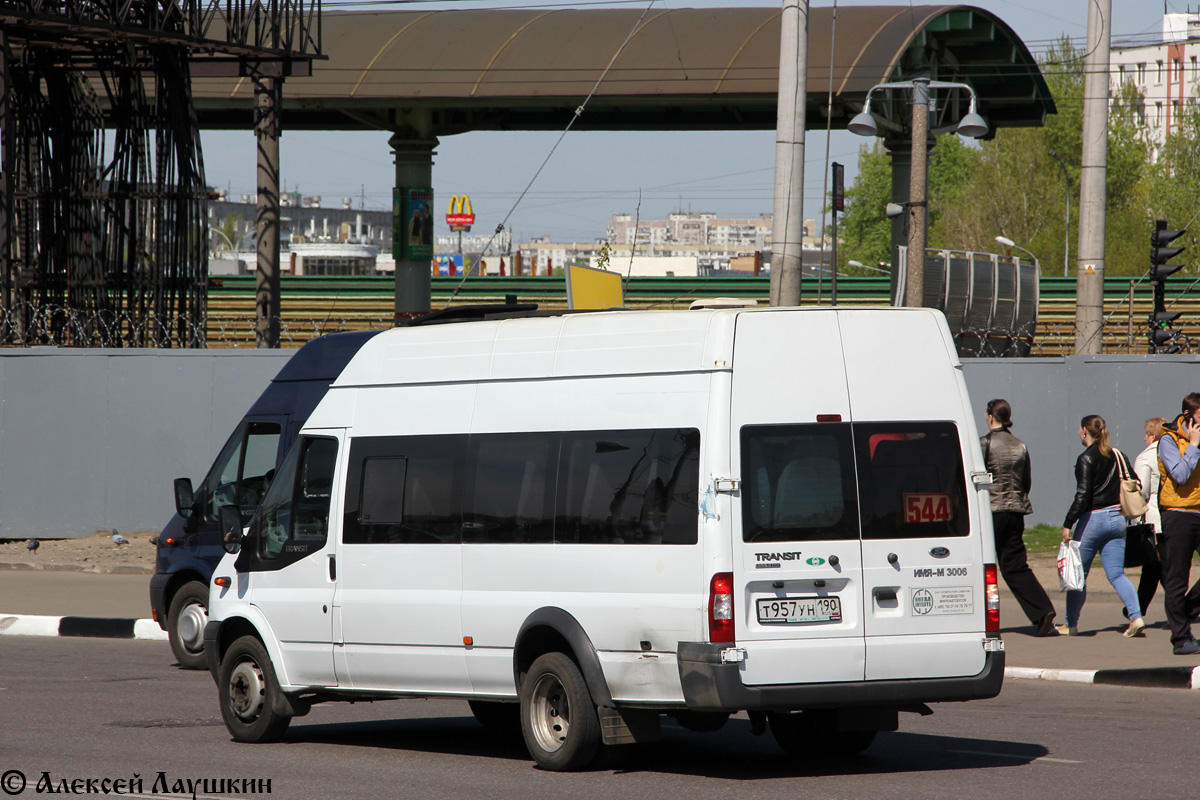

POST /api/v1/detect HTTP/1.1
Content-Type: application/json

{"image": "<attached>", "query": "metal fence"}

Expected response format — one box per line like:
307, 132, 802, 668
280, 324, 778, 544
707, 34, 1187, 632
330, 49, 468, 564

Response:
2, 274, 1198, 354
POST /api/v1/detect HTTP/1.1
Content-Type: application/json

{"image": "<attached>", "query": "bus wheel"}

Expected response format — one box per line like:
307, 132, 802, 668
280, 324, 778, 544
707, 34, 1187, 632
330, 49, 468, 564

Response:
767, 710, 876, 759
520, 653, 600, 771
218, 635, 291, 743
167, 580, 209, 670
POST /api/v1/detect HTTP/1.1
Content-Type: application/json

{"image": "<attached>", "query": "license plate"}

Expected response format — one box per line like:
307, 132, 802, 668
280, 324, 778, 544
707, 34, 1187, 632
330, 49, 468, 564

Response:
756, 596, 842, 624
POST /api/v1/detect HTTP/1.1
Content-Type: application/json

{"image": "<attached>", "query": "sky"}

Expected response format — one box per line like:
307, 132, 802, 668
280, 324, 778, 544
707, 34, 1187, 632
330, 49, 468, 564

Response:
199, 1, 1160, 245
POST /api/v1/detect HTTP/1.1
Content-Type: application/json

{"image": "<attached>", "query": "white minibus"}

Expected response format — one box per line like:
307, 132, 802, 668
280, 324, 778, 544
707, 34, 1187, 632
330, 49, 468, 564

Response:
204, 305, 1004, 770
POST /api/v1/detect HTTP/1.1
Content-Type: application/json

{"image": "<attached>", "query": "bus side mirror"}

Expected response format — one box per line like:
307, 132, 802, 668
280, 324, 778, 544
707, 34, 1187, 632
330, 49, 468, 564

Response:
174, 478, 195, 519
219, 505, 244, 554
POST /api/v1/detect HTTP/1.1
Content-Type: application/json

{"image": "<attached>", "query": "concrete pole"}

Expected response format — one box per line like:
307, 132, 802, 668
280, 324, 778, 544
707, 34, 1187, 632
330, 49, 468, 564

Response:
389, 132, 438, 318
0, 30, 11, 335
1074, 0, 1110, 354
254, 74, 282, 349
769, 0, 809, 306
904, 77, 930, 308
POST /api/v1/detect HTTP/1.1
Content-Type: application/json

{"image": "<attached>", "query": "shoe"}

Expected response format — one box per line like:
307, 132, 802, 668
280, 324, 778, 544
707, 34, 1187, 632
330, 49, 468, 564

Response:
1121, 607, 1129, 620
1035, 613, 1059, 637
1123, 617, 1146, 638
1173, 638, 1200, 655
1054, 624, 1078, 636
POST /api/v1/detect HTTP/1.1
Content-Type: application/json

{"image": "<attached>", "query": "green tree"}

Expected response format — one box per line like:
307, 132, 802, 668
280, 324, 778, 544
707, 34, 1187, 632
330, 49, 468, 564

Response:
838, 143, 892, 273
839, 36, 1157, 277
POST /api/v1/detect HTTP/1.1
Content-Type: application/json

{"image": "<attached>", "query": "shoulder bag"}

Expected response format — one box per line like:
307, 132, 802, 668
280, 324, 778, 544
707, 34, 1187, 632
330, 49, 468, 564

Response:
1114, 449, 1149, 520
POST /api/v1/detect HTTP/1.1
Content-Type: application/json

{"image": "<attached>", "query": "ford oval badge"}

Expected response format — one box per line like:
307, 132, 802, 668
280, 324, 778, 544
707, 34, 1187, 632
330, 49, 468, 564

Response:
806, 557, 825, 566
929, 547, 950, 559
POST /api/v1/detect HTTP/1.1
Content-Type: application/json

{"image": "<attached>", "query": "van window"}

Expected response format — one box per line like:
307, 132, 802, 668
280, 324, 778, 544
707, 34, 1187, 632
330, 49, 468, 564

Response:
205, 421, 282, 519
258, 437, 338, 561
741, 424, 859, 542
343, 435, 466, 544
854, 422, 968, 539
558, 428, 700, 545
359, 458, 408, 525
465, 433, 555, 543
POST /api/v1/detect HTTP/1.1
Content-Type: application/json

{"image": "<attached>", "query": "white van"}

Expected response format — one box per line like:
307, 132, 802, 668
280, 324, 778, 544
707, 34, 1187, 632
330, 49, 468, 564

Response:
203, 306, 1004, 771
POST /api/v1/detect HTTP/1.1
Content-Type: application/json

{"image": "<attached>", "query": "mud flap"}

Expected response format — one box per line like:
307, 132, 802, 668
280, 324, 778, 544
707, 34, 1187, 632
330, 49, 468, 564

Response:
598, 706, 661, 745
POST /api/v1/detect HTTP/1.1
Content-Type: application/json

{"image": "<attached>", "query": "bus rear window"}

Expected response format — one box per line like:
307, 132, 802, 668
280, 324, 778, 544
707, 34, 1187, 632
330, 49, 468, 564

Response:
741, 423, 859, 542
854, 422, 968, 539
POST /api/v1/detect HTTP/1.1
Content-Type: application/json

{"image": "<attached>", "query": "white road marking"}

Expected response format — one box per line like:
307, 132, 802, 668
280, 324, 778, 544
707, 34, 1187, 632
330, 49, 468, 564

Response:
948, 749, 1083, 764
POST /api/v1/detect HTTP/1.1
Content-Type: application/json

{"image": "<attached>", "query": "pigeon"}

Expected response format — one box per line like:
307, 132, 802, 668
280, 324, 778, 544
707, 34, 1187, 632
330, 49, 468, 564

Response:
26, 538, 39, 552
111, 530, 129, 546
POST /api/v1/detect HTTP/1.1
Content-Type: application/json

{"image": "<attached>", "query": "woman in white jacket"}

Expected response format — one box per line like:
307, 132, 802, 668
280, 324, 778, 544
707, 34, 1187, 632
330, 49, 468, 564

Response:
1132, 417, 1167, 618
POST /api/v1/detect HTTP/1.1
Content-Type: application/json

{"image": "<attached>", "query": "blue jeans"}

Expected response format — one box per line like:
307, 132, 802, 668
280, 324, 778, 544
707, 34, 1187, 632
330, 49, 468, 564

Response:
1066, 505, 1142, 627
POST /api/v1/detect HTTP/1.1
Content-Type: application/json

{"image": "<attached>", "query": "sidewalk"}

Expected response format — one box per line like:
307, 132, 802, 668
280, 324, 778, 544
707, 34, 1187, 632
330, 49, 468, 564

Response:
996, 558, 1200, 685
3, 554, 1200, 687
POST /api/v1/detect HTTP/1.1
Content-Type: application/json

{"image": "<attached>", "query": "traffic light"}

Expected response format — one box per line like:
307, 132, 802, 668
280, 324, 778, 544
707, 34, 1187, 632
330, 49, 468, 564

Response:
1150, 219, 1186, 354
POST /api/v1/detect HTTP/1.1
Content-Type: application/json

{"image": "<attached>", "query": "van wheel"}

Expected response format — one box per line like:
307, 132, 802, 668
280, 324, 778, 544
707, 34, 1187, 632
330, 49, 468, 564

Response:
167, 581, 209, 670
468, 700, 521, 731
520, 653, 600, 771
218, 635, 291, 743
767, 711, 876, 759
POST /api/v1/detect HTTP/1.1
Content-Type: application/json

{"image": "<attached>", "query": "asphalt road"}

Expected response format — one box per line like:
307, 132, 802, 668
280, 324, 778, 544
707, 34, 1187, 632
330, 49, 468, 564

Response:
3, 637, 1199, 800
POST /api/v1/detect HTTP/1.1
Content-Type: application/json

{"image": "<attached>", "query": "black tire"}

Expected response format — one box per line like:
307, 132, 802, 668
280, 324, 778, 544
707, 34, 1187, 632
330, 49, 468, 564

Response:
468, 700, 521, 731
519, 652, 601, 771
671, 710, 731, 733
767, 710, 876, 759
167, 580, 209, 670
218, 635, 291, 743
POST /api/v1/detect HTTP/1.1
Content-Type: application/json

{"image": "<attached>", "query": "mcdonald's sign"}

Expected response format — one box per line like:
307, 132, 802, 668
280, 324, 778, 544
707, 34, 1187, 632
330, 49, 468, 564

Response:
446, 195, 475, 231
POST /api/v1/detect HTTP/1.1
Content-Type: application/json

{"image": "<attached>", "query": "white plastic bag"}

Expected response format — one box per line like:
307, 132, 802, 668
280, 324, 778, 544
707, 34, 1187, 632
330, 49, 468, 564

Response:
1057, 540, 1085, 592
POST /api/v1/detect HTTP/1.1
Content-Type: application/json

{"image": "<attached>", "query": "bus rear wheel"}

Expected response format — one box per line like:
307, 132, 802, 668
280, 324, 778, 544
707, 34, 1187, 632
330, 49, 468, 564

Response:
519, 652, 600, 771
768, 710, 876, 759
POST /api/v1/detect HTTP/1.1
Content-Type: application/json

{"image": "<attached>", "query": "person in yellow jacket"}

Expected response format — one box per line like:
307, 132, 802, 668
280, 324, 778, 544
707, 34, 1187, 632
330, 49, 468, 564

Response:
1156, 393, 1200, 655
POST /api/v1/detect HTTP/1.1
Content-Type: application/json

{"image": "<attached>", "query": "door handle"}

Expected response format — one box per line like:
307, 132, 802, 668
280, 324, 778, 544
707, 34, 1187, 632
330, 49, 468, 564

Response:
328, 554, 337, 581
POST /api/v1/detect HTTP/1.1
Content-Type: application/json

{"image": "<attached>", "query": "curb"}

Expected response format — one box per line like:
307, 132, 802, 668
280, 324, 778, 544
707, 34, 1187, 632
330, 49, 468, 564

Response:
1005, 665, 1200, 690
0, 613, 166, 641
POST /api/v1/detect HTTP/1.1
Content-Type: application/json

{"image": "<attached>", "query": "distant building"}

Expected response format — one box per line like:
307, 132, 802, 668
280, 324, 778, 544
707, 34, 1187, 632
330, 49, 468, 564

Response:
1111, 12, 1200, 155
435, 230, 512, 255
207, 195, 392, 275
606, 211, 775, 252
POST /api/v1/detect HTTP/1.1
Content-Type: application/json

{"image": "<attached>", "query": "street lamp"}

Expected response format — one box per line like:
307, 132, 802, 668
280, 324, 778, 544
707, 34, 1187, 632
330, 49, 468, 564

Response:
1050, 150, 1071, 277
994, 235, 1039, 268
849, 77, 989, 308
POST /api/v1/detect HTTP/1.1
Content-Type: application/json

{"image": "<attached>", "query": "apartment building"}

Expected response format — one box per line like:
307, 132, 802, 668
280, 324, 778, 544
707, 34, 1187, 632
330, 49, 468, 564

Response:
1111, 12, 1200, 153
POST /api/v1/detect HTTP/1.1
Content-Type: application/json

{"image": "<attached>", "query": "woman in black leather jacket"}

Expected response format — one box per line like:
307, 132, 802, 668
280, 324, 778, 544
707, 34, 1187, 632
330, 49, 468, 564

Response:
1059, 414, 1145, 637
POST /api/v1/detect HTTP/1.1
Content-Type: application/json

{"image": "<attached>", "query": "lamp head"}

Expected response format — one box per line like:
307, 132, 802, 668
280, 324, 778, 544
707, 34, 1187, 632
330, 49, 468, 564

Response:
995, 235, 1015, 248
848, 110, 879, 137
885, 203, 905, 219
955, 99, 989, 138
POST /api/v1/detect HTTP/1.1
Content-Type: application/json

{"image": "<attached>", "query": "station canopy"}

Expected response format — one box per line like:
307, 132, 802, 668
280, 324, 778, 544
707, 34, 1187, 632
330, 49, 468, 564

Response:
189, 5, 1055, 136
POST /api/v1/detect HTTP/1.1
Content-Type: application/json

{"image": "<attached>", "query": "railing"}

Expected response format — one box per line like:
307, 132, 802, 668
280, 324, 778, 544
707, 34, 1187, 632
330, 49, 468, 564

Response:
2, 275, 1198, 353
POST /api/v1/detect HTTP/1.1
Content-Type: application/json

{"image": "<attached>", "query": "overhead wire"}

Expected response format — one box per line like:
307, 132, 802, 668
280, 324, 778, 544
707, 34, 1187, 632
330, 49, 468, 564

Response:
442, 0, 658, 305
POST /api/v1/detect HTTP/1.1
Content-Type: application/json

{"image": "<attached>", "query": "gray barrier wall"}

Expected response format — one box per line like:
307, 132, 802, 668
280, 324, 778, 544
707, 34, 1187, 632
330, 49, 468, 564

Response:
960, 355, 1198, 529
0, 348, 1195, 538
0, 348, 293, 538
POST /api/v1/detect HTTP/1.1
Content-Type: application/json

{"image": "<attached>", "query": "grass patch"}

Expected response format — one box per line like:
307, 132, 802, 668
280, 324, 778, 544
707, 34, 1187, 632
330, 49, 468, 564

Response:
1023, 523, 1062, 556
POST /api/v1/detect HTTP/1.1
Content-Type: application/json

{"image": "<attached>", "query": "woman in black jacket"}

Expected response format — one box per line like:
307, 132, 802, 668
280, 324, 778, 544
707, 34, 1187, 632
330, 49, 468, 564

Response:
1059, 414, 1145, 637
